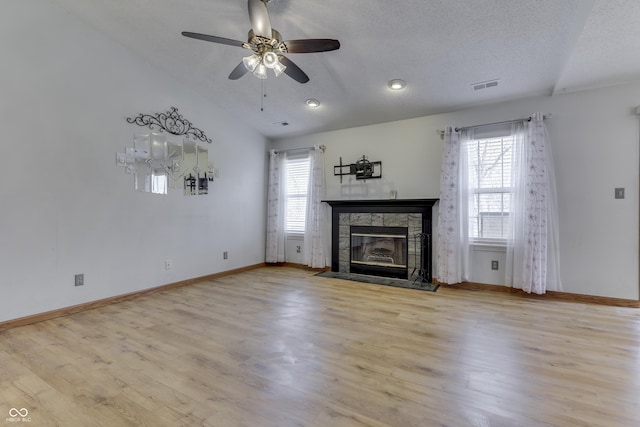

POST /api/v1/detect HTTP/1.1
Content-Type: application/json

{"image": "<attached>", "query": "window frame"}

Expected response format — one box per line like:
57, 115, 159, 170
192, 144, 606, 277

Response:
284, 154, 311, 234
466, 134, 514, 245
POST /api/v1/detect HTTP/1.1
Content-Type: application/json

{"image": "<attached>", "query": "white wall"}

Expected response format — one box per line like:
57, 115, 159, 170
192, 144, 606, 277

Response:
271, 83, 640, 300
0, 1, 268, 322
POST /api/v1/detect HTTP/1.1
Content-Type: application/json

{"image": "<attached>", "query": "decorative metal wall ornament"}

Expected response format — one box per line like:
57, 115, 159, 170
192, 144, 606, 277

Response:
334, 155, 382, 183
126, 107, 212, 143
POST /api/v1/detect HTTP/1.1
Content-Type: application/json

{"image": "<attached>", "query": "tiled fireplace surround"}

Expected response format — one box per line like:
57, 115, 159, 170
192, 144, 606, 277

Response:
324, 199, 439, 282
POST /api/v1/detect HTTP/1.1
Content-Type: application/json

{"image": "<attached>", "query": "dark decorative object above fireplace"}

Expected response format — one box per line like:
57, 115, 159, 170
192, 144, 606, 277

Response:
323, 199, 439, 282
333, 155, 382, 183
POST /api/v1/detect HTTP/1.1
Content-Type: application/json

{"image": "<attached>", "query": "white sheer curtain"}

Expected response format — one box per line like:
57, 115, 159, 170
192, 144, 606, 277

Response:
437, 114, 561, 293
436, 127, 472, 284
265, 150, 287, 263
303, 145, 327, 268
506, 113, 562, 293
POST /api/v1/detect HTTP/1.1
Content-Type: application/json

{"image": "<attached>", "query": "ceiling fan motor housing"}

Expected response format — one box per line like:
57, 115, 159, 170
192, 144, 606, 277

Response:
246, 29, 285, 54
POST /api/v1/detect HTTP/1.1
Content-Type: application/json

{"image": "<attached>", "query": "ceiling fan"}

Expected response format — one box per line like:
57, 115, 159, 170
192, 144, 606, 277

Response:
182, 0, 340, 84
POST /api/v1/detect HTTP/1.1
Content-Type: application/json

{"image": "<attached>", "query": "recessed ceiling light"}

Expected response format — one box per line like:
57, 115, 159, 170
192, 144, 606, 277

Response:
305, 98, 320, 108
388, 79, 406, 90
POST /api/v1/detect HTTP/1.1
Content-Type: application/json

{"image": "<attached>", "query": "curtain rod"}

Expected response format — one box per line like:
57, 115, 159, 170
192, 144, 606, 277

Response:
436, 113, 551, 135
455, 113, 551, 132
272, 145, 325, 154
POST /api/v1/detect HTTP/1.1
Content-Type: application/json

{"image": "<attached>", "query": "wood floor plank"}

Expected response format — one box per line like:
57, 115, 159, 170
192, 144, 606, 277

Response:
1, 266, 639, 426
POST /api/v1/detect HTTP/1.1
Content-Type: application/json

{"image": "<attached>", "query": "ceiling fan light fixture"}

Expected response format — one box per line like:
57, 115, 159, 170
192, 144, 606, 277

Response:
262, 51, 279, 69
253, 62, 268, 79
305, 98, 320, 108
243, 54, 261, 72
272, 59, 287, 77
388, 79, 406, 90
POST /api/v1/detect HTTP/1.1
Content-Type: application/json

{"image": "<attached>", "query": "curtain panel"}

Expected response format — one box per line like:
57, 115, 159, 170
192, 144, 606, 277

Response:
303, 145, 327, 268
506, 113, 562, 293
265, 150, 286, 263
436, 128, 471, 284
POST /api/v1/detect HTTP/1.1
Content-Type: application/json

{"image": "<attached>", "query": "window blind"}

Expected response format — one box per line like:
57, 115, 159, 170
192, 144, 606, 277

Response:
467, 136, 513, 242
285, 156, 310, 233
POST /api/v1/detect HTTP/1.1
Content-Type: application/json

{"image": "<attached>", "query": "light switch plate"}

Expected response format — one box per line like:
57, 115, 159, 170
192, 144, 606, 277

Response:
615, 187, 625, 199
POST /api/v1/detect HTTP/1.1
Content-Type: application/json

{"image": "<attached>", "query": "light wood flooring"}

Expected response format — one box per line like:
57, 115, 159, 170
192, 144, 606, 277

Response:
1, 266, 639, 426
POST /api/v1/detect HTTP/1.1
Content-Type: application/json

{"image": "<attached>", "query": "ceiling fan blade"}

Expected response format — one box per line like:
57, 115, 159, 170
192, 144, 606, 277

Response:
181, 32, 245, 48
228, 62, 249, 80
279, 56, 309, 84
282, 39, 341, 53
248, 0, 272, 39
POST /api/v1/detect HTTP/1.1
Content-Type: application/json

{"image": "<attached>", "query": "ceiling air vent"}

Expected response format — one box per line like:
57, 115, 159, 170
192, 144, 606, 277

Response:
472, 79, 500, 91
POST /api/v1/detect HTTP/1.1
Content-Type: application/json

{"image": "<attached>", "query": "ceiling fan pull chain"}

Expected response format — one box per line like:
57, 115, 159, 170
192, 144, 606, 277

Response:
261, 78, 267, 112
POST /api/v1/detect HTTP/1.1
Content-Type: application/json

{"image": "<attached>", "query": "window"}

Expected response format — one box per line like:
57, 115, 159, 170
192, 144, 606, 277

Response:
285, 155, 310, 233
466, 135, 513, 243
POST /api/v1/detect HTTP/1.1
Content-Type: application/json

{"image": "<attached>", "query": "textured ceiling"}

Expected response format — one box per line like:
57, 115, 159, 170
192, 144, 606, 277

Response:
51, 0, 640, 139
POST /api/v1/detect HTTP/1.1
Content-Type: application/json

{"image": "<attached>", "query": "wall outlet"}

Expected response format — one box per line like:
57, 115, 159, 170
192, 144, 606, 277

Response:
223, 251, 228, 260
296, 245, 301, 253
116, 152, 126, 166
75, 274, 84, 286
165, 259, 172, 270
491, 260, 499, 270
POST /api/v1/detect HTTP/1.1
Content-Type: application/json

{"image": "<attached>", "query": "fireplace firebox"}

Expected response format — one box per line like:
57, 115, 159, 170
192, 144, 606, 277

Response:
350, 226, 408, 279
